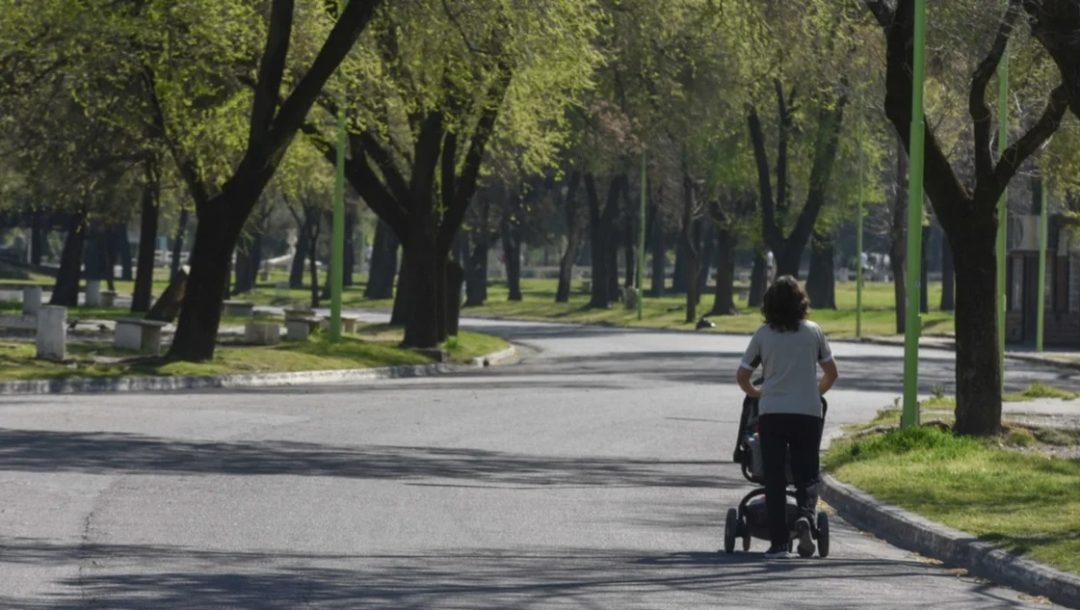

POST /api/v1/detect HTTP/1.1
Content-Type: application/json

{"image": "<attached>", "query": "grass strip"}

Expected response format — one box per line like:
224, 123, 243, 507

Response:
825, 426, 1080, 575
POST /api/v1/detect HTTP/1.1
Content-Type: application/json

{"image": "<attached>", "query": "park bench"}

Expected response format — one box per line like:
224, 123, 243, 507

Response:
286, 316, 320, 341
100, 290, 117, 307
223, 300, 256, 317
114, 318, 168, 355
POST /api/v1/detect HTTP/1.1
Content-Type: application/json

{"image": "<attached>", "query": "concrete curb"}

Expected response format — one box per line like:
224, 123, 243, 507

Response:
821, 474, 1080, 609
0, 345, 518, 396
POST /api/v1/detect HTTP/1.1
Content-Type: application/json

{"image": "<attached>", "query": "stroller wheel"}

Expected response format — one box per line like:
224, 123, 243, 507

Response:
724, 508, 737, 553
816, 512, 830, 558
741, 523, 751, 551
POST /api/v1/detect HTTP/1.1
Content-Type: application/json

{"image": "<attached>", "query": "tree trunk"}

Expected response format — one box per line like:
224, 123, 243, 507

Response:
30, 212, 46, 265
343, 209, 355, 287
465, 235, 490, 306
390, 254, 411, 326
890, 140, 908, 334
289, 212, 313, 289
920, 225, 930, 314
104, 226, 118, 292
649, 202, 665, 297
115, 224, 133, 281
941, 233, 955, 311
84, 227, 108, 283
684, 219, 703, 323
624, 217, 636, 289
697, 223, 715, 296
748, 251, 768, 308
50, 214, 85, 307
709, 225, 737, 315
672, 237, 688, 294
952, 228, 1002, 435
233, 235, 256, 295
170, 209, 190, 282
401, 224, 440, 347
308, 212, 322, 308
555, 172, 582, 303
502, 214, 522, 302
168, 208, 236, 361
365, 220, 397, 299
132, 173, 160, 313
806, 230, 836, 309
585, 174, 612, 309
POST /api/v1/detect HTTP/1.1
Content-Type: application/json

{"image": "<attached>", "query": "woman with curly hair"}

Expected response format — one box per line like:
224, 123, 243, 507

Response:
735, 275, 839, 559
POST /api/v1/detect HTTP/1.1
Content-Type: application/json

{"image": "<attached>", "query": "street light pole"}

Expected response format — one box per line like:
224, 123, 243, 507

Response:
902, 0, 927, 429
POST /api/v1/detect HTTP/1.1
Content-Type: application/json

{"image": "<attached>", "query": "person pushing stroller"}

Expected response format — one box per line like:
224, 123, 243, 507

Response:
735, 276, 838, 559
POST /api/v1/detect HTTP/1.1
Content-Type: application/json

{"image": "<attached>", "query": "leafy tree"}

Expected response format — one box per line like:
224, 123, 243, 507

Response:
865, 0, 1071, 435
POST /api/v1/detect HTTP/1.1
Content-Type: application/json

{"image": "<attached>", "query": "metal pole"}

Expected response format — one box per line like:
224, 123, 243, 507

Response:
1037, 178, 1048, 352
902, 0, 927, 429
329, 0, 347, 342
637, 150, 646, 321
996, 34, 1009, 384
856, 128, 864, 339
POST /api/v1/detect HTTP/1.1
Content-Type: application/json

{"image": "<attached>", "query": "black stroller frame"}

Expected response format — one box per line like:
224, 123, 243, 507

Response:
723, 390, 830, 558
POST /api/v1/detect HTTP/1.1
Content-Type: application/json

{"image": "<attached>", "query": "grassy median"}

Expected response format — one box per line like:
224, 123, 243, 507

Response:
0, 327, 508, 382
825, 425, 1080, 575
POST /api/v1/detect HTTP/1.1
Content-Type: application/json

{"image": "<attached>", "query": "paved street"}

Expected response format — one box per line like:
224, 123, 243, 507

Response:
2, 317, 1078, 609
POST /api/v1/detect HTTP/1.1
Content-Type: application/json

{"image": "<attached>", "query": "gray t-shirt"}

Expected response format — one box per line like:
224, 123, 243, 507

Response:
740, 320, 833, 418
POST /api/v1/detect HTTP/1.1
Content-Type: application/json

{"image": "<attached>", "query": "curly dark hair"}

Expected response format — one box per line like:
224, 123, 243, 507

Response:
762, 275, 809, 332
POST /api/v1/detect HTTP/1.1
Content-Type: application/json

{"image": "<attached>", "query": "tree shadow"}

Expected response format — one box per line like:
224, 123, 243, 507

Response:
0, 428, 747, 489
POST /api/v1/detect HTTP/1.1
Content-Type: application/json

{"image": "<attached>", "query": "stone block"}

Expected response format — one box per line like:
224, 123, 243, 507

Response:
36, 305, 66, 361
244, 321, 281, 345
286, 318, 318, 342
21, 285, 42, 316
100, 290, 117, 308
341, 316, 358, 334
114, 318, 167, 355
85, 279, 102, 307
223, 300, 255, 317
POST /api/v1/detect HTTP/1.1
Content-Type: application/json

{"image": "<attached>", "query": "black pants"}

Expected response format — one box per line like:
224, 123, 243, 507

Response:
759, 413, 823, 548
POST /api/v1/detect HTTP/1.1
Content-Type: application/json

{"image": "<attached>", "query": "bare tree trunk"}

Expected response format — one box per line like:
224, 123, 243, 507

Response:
890, 138, 908, 334
132, 161, 160, 313
806, 229, 836, 309
50, 213, 85, 307
555, 171, 582, 303
748, 251, 768, 308
941, 232, 955, 311
170, 209, 189, 282
649, 201, 665, 297
709, 225, 737, 315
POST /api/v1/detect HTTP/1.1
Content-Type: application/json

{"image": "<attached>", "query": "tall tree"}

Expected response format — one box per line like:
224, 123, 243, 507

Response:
866, 0, 1071, 434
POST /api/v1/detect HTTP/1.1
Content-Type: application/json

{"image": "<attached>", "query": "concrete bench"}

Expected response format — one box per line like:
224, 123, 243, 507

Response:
245, 320, 281, 345
100, 290, 117, 308
223, 300, 255, 317
317, 315, 358, 334
286, 317, 320, 341
114, 318, 168, 355
85, 279, 102, 306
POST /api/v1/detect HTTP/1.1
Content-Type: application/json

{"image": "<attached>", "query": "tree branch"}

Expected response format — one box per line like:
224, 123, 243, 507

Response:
969, 0, 1022, 183
747, 105, 783, 252
248, 0, 293, 152
985, 84, 1070, 201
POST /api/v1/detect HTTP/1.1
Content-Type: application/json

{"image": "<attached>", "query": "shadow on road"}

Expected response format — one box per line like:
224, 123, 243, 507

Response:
0, 428, 743, 489
0, 539, 1026, 610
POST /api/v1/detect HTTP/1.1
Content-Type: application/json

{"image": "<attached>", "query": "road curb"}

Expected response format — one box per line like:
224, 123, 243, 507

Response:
0, 345, 518, 396
821, 474, 1080, 609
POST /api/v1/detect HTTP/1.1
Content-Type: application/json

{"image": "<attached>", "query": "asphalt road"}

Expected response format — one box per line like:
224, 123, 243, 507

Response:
2, 317, 1077, 609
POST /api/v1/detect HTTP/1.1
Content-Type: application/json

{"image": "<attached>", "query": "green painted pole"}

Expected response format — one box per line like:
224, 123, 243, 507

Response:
996, 30, 1009, 385
902, 0, 927, 429
856, 133, 864, 339
1037, 179, 1048, 352
329, 5, 346, 342
637, 150, 646, 321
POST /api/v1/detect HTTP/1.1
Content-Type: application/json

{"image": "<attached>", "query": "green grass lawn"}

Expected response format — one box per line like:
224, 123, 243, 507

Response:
825, 426, 1080, 575
449, 277, 952, 338
0, 325, 509, 382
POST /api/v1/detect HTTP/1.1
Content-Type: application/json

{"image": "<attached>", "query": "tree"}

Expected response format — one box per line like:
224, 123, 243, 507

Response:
865, 0, 1071, 435
320, 0, 599, 346
160, 0, 382, 360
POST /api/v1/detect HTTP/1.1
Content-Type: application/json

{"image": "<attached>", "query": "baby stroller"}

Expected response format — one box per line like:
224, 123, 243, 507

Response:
723, 389, 830, 558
